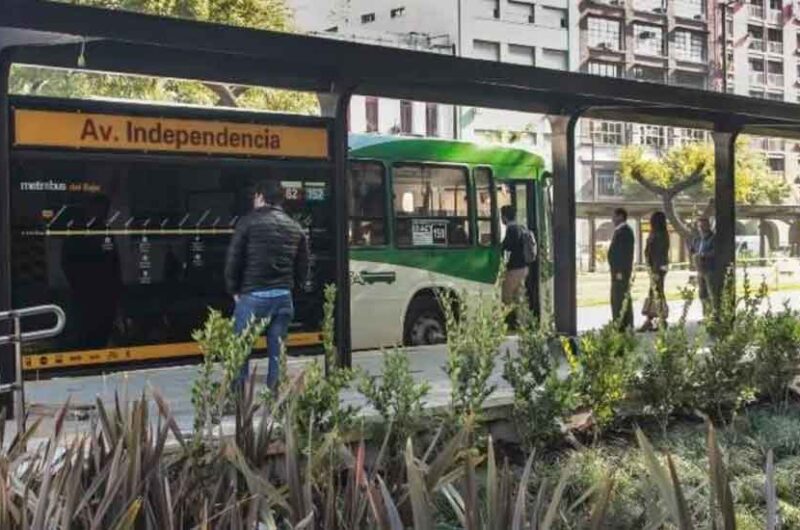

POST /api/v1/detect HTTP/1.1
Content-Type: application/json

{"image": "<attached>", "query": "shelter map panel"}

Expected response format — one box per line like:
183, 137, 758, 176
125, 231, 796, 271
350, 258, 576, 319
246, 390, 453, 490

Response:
10, 158, 333, 371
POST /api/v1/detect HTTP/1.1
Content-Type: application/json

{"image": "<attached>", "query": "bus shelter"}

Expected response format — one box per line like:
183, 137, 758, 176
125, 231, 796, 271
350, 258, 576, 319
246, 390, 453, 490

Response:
4, 0, 800, 414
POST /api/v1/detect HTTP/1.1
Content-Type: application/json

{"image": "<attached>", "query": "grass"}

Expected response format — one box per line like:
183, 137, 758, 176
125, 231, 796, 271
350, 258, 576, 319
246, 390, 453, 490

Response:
550, 405, 800, 529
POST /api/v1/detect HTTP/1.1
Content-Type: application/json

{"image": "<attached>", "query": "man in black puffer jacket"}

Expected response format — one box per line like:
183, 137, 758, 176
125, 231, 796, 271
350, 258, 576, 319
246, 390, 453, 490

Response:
225, 179, 309, 391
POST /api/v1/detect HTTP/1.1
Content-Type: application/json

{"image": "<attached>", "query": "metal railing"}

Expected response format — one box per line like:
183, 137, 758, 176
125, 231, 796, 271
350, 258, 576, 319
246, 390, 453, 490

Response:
767, 41, 784, 54
749, 38, 765, 51
0, 305, 66, 434
749, 4, 765, 18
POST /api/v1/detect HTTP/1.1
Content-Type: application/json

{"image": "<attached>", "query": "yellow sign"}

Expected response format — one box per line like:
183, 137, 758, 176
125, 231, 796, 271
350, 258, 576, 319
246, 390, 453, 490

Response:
22, 332, 323, 371
13, 109, 329, 159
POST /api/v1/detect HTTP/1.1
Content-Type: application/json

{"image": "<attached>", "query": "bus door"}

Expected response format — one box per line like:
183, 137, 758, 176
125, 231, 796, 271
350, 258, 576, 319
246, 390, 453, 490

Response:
497, 180, 540, 317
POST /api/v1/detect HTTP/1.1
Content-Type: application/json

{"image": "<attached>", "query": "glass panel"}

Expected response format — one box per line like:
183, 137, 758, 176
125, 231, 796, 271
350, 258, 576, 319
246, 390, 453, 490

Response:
349, 161, 387, 246
475, 167, 494, 246
393, 164, 471, 247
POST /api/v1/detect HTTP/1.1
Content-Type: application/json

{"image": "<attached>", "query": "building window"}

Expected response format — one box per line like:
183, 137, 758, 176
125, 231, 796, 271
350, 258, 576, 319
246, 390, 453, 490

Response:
635, 125, 665, 148
361, 12, 376, 23
587, 60, 621, 77
508, 44, 535, 66
474, 167, 495, 246
672, 71, 706, 89
634, 0, 665, 12
587, 17, 621, 51
365, 97, 379, 133
506, 0, 534, 23
390, 7, 405, 18
750, 57, 765, 85
541, 7, 568, 29
767, 28, 784, 54
592, 121, 625, 145
541, 48, 568, 70
766, 91, 784, 100
400, 100, 413, 134
478, 0, 500, 19
473, 40, 501, 61
749, 25, 765, 51
768, 156, 786, 174
767, 61, 784, 86
631, 66, 665, 83
425, 103, 439, 137
672, 30, 706, 62
674, 0, 705, 18
749, 89, 766, 98
596, 170, 621, 197
634, 24, 664, 56
673, 128, 708, 145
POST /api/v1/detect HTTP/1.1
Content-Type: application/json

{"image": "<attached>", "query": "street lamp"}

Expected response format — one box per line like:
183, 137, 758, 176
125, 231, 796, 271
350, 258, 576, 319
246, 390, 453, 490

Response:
720, 0, 738, 93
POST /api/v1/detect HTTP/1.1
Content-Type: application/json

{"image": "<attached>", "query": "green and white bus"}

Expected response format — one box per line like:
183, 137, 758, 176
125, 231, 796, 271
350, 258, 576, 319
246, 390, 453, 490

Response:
347, 134, 551, 350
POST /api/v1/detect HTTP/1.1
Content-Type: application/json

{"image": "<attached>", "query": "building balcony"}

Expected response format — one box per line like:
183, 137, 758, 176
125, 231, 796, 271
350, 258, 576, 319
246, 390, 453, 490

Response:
750, 72, 766, 85
767, 9, 783, 24
768, 41, 784, 54
749, 38, 765, 51
749, 4, 765, 19
768, 73, 785, 86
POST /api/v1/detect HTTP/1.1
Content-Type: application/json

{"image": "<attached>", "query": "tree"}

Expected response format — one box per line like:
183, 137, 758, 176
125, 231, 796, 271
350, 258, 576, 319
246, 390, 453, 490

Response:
9, 0, 319, 114
618, 139, 789, 241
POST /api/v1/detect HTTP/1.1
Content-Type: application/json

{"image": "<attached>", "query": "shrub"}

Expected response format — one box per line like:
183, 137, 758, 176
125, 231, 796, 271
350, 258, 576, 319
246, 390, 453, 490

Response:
191, 308, 265, 437
635, 286, 700, 433
696, 271, 765, 420
753, 302, 800, 405
441, 284, 508, 422
293, 284, 356, 443
358, 346, 431, 481
563, 321, 637, 439
503, 305, 575, 450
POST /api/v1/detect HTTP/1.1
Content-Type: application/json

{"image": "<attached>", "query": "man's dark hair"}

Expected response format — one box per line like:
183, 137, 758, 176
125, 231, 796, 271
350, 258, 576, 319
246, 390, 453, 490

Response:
500, 205, 516, 222
614, 207, 628, 221
254, 180, 283, 204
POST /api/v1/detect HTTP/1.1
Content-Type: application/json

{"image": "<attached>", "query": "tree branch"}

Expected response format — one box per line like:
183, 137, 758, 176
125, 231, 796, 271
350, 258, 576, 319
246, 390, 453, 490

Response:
204, 83, 240, 107
629, 170, 668, 196
665, 171, 706, 199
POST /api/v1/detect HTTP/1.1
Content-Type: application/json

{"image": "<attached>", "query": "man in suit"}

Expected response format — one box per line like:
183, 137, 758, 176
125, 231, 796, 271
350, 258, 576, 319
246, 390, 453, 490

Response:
608, 207, 635, 330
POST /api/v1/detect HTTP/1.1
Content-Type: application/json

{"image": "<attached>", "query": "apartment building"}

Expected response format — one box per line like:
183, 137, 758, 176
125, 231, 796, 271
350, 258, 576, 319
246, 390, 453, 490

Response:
289, 0, 578, 153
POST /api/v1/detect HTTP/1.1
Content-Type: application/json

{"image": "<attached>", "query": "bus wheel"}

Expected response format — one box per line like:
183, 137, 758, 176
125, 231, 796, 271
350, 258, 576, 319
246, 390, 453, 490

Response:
404, 297, 446, 346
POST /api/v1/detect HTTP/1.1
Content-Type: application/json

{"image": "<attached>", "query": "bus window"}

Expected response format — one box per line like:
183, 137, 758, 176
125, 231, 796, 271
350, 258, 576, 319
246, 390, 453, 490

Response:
496, 183, 513, 240
348, 161, 386, 246
474, 167, 494, 246
393, 164, 470, 247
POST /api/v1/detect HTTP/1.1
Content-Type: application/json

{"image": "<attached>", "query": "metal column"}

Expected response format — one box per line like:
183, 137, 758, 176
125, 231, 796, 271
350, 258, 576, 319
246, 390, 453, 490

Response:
0, 51, 12, 416
712, 129, 738, 297
588, 216, 596, 273
548, 114, 580, 337
332, 90, 353, 369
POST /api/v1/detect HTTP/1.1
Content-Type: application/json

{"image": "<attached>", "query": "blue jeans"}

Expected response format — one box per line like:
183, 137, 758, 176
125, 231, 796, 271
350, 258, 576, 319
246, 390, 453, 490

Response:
233, 293, 294, 391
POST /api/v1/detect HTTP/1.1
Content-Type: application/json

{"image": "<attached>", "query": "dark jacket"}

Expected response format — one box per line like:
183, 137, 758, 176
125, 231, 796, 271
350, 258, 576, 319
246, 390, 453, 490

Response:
224, 205, 309, 295
608, 223, 635, 278
645, 230, 670, 274
691, 232, 715, 272
502, 222, 527, 270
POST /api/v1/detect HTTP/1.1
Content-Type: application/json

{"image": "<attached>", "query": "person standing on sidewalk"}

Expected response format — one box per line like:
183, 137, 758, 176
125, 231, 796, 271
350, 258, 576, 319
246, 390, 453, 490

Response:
640, 211, 670, 332
691, 217, 716, 316
225, 180, 309, 391
608, 207, 635, 330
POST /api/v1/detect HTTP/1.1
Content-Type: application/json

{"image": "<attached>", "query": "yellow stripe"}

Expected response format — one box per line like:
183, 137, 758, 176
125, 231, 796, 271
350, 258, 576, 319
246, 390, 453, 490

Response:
22, 332, 323, 371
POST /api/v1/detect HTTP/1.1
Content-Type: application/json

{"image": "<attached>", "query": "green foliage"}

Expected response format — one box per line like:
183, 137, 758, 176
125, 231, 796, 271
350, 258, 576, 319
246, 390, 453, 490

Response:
753, 302, 800, 404
293, 284, 356, 444
619, 139, 789, 205
563, 321, 637, 437
190, 308, 265, 436
441, 285, 509, 422
503, 305, 575, 450
10, 0, 320, 115
358, 347, 430, 453
696, 271, 766, 420
635, 286, 700, 433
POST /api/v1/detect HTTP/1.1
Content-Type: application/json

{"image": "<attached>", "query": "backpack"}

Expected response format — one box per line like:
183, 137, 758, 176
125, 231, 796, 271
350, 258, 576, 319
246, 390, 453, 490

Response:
521, 226, 538, 265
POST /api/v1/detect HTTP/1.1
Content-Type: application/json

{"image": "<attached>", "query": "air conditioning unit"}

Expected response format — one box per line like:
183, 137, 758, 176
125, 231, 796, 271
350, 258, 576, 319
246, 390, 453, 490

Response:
597, 42, 611, 49
693, 14, 704, 20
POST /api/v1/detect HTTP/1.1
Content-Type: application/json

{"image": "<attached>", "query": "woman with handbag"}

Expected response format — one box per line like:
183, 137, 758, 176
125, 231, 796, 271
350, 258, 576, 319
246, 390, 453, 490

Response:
640, 211, 670, 332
